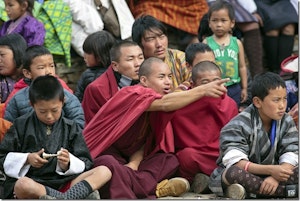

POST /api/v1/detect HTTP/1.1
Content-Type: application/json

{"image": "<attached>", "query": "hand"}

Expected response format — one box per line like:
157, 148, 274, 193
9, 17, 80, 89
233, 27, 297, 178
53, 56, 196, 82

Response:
203, 78, 229, 98
270, 164, 294, 182
57, 148, 70, 171
240, 88, 247, 103
259, 176, 279, 195
27, 148, 48, 168
253, 13, 263, 27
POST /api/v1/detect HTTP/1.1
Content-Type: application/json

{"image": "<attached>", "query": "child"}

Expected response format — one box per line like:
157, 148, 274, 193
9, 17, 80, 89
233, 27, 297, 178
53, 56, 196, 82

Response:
171, 61, 238, 193
175, 42, 215, 91
74, 30, 116, 102
0, 33, 27, 105
0, 75, 112, 199
0, 0, 45, 47
209, 72, 298, 199
203, 0, 248, 109
4, 46, 84, 129
4, 45, 72, 107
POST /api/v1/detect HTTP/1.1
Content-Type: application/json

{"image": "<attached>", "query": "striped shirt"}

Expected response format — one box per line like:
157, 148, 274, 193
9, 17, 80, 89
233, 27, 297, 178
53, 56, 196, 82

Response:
209, 104, 298, 196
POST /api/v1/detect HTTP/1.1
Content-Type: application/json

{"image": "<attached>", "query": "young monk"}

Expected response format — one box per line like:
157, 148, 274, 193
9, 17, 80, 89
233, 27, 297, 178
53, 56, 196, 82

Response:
171, 61, 238, 193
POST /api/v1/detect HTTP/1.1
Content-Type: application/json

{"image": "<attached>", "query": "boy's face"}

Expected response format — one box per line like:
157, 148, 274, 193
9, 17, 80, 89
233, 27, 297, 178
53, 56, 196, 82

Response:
140, 61, 173, 95
141, 28, 168, 60
254, 86, 287, 122
112, 45, 144, 80
191, 52, 215, 67
32, 98, 63, 126
23, 55, 55, 80
192, 70, 221, 87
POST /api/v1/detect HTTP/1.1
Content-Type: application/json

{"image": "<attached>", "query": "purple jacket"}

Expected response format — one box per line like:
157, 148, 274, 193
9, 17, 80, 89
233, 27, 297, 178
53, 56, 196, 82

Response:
0, 14, 45, 47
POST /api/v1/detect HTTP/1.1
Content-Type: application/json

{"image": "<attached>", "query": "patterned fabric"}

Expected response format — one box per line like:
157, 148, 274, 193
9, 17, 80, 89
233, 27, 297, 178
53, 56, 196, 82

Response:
128, 0, 209, 35
37, 0, 72, 66
209, 104, 299, 196
0, 13, 45, 47
0, 77, 15, 103
164, 48, 190, 89
206, 36, 240, 86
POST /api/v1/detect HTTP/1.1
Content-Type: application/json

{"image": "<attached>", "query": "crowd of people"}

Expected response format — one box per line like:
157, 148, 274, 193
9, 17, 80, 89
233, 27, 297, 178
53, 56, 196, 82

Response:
0, 0, 298, 199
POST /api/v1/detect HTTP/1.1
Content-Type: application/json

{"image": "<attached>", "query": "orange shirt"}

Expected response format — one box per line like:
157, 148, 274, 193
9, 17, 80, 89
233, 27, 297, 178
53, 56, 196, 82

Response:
128, 0, 209, 35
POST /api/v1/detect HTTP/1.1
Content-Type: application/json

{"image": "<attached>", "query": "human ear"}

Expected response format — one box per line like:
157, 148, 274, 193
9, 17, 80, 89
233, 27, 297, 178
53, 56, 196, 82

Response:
139, 76, 147, 87
111, 61, 118, 72
21, 1, 28, 11
22, 69, 32, 79
252, 96, 261, 108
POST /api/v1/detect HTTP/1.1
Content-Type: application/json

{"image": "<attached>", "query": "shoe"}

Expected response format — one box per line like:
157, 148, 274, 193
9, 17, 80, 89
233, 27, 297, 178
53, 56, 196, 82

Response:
225, 184, 246, 199
156, 177, 190, 198
39, 195, 57, 199
85, 190, 100, 199
191, 173, 210, 193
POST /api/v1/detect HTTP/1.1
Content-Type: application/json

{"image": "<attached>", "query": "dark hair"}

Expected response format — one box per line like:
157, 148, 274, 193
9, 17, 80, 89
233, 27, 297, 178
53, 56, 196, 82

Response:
22, 45, 52, 71
110, 40, 140, 62
139, 57, 164, 78
0, 34, 27, 68
208, 0, 235, 21
83, 30, 116, 68
185, 43, 214, 65
191, 61, 221, 83
14, 0, 34, 16
132, 15, 167, 47
29, 75, 64, 105
252, 72, 286, 101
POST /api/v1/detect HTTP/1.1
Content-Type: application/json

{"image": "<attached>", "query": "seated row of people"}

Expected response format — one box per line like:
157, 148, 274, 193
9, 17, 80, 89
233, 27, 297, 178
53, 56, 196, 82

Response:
0, 44, 298, 199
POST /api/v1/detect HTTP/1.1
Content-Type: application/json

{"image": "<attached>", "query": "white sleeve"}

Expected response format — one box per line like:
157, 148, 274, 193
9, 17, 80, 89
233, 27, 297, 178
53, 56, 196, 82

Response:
237, 0, 257, 14
62, 0, 104, 34
279, 152, 298, 166
56, 153, 85, 176
111, 0, 134, 39
4, 153, 31, 178
222, 149, 249, 168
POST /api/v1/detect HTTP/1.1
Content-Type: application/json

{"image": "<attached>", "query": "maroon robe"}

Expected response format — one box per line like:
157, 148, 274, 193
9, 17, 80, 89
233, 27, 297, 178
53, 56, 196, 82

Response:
171, 94, 238, 182
83, 85, 178, 198
82, 65, 118, 125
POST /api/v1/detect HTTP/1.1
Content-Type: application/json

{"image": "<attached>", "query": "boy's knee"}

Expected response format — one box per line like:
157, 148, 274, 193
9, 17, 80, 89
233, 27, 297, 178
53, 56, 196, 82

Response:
14, 177, 35, 195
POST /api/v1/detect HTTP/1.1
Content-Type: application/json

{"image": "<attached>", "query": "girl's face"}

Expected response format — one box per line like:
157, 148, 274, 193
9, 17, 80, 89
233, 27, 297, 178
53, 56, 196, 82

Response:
0, 46, 17, 76
83, 53, 98, 67
4, 0, 27, 21
209, 8, 235, 37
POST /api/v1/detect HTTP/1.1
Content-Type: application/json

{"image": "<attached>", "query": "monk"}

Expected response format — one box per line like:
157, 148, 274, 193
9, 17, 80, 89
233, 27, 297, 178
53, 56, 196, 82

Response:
83, 57, 229, 198
171, 61, 238, 193
82, 41, 144, 125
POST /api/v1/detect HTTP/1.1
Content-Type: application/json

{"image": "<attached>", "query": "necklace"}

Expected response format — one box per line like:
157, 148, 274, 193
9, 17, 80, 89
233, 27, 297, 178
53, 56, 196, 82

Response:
46, 126, 52, 135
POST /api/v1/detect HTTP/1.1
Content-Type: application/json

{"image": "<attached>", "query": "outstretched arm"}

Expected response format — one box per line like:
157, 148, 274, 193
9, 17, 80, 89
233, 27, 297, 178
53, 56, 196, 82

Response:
147, 78, 229, 112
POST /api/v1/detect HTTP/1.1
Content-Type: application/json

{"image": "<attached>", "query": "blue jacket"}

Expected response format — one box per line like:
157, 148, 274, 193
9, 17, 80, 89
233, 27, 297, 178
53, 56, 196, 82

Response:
4, 87, 85, 129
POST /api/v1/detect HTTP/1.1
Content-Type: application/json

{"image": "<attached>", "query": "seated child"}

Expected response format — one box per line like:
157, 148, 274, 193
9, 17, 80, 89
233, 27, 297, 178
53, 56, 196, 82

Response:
74, 30, 116, 102
171, 61, 238, 193
0, 0, 45, 46
0, 33, 27, 104
209, 72, 298, 199
0, 75, 111, 199
4, 46, 84, 129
